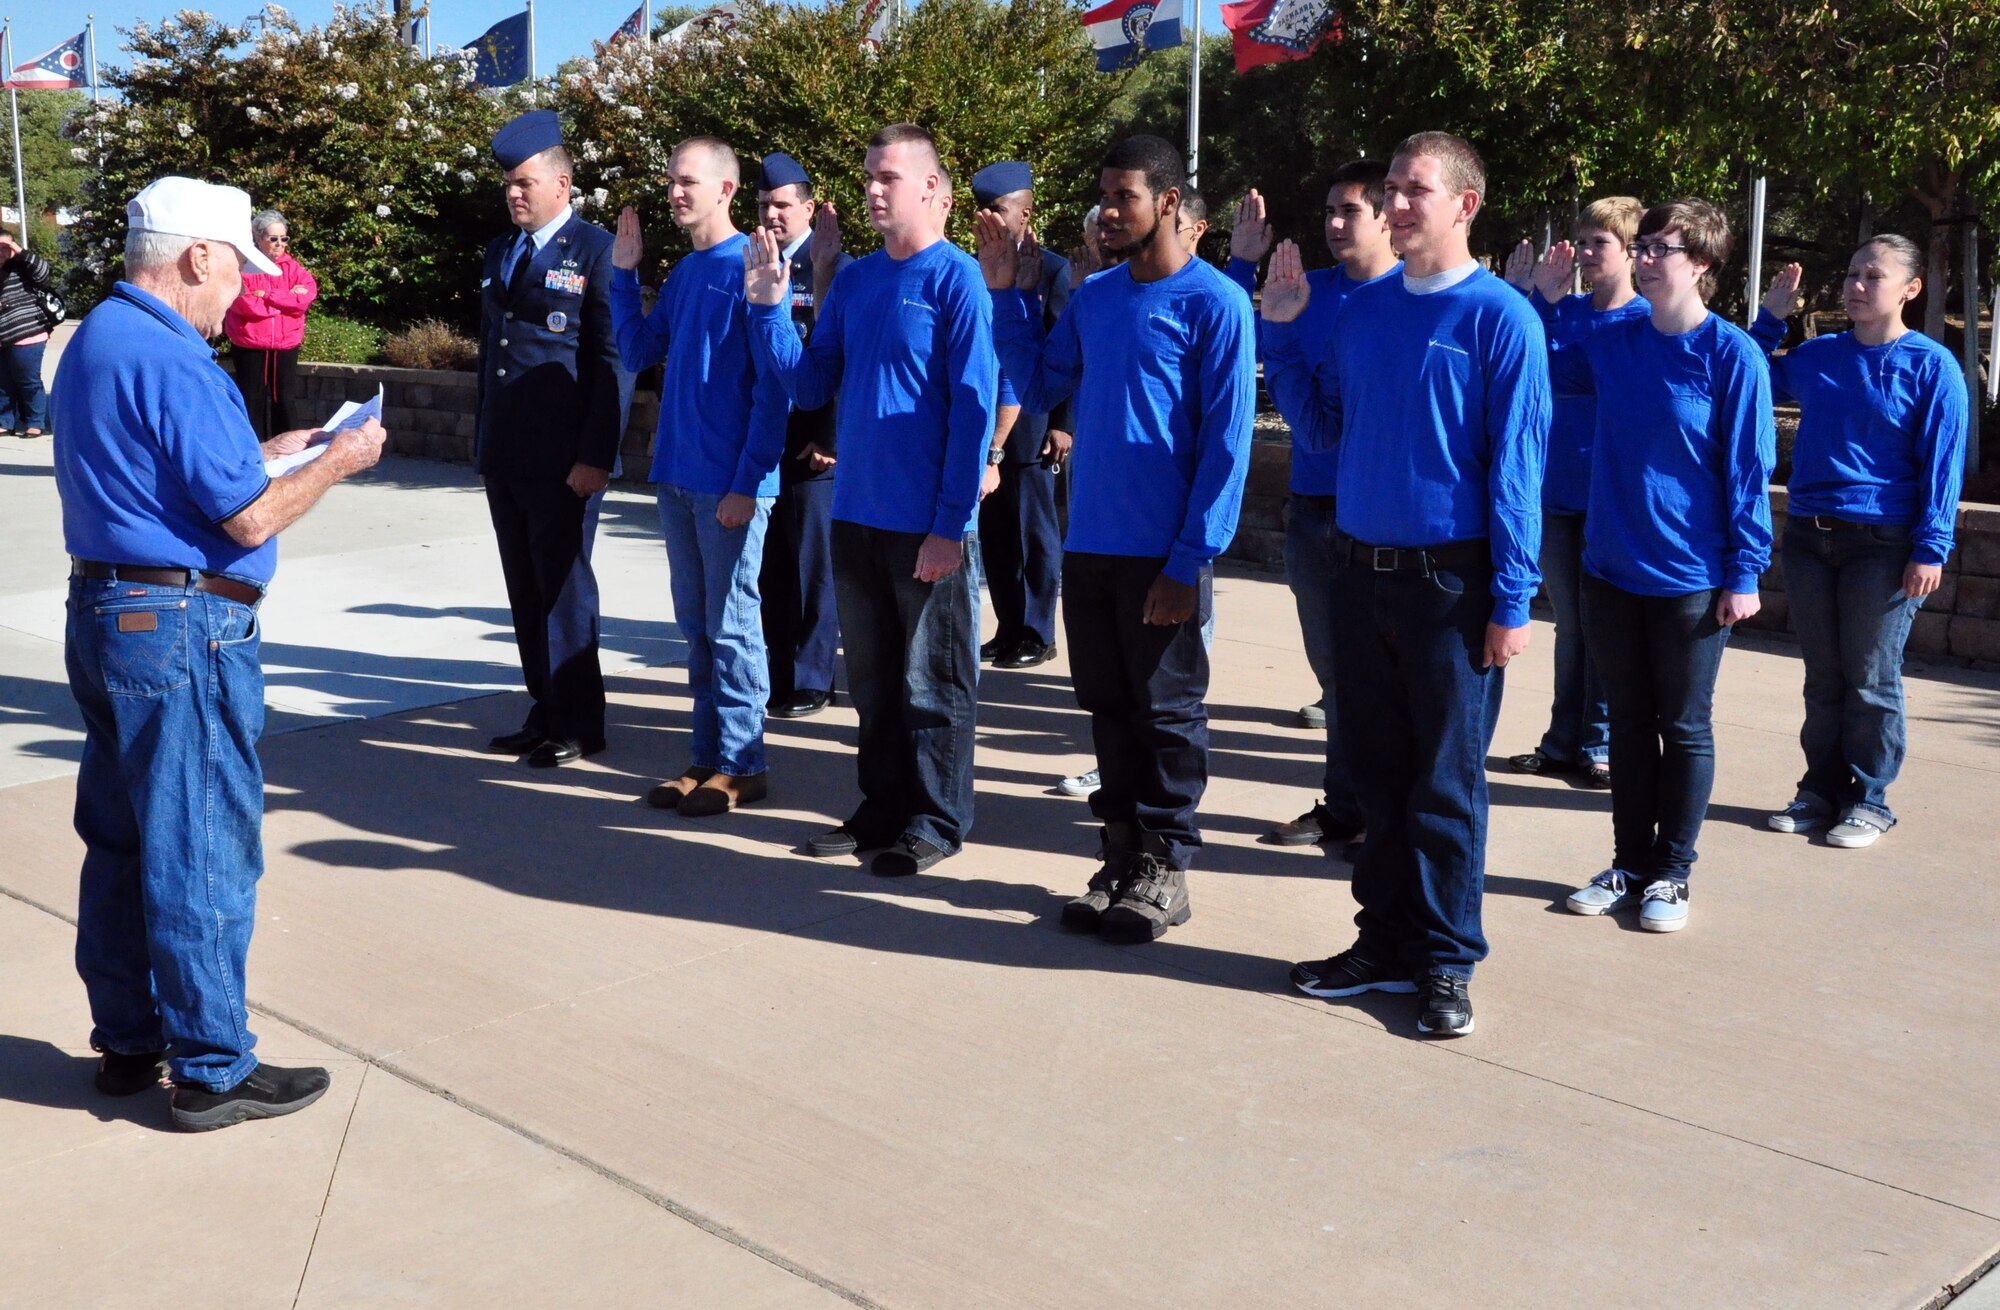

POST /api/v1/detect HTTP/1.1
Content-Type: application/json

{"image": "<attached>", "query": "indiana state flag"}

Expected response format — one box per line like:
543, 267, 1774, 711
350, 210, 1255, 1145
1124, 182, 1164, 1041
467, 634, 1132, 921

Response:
5, 30, 87, 89
1081, 0, 1182, 72
469, 10, 530, 87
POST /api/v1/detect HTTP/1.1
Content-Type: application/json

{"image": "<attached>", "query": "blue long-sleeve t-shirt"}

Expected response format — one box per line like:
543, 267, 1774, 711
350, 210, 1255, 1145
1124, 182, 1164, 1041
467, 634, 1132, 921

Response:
1529, 289, 1651, 516
1226, 256, 1402, 495
749, 238, 998, 538
1550, 312, 1776, 596
1263, 265, 1550, 627
1749, 308, 1965, 565
610, 236, 789, 498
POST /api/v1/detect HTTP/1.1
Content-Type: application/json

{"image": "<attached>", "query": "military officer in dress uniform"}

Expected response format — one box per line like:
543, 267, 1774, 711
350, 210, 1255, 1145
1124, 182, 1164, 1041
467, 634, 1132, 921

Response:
476, 109, 626, 767
972, 162, 1072, 670
756, 152, 854, 719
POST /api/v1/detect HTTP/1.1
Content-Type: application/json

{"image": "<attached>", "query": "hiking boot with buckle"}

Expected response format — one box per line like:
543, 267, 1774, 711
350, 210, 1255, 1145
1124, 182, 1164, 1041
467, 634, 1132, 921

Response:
1061, 821, 1139, 932
1098, 836, 1191, 944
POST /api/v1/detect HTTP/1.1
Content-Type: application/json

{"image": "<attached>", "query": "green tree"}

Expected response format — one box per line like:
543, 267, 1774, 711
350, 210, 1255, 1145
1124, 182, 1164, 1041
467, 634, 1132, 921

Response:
0, 88, 90, 261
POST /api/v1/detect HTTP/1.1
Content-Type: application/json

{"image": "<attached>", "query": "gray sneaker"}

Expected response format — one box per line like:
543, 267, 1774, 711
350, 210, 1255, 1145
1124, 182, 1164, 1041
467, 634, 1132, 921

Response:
1566, 868, 1636, 916
1639, 879, 1689, 932
1768, 799, 1830, 833
1297, 702, 1327, 730
1057, 768, 1101, 797
1826, 811, 1891, 848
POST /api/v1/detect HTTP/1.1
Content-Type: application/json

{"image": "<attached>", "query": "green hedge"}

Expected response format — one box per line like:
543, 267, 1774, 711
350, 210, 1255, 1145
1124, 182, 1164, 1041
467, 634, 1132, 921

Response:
300, 313, 385, 365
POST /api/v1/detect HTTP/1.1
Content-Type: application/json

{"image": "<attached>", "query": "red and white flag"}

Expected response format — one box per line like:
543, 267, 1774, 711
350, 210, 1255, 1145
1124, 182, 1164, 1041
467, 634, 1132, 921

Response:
6, 30, 87, 90
1220, 0, 1338, 73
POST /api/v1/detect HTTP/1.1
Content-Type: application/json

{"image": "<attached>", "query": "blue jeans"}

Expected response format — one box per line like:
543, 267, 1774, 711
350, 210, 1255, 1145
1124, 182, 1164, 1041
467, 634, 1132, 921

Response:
1535, 512, 1609, 766
1782, 518, 1923, 825
1284, 495, 1364, 828
832, 521, 980, 853
1581, 578, 1732, 883
656, 484, 774, 777
0, 338, 47, 431
66, 577, 266, 1092
1332, 544, 1502, 980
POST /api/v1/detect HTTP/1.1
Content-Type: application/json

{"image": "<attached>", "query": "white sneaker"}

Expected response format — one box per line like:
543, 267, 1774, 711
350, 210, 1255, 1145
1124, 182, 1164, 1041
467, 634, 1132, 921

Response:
1565, 868, 1636, 915
1768, 799, 1830, 833
1826, 811, 1890, 848
1057, 768, 1101, 798
1639, 879, 1689, 932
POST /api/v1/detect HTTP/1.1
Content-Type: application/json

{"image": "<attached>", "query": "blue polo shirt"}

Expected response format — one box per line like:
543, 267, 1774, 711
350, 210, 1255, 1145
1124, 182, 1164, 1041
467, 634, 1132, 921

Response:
53, 283, 276, 584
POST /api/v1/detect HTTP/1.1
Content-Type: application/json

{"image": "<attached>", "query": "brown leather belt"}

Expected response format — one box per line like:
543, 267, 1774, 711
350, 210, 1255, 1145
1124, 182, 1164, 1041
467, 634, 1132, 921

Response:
71, 560, 264, 606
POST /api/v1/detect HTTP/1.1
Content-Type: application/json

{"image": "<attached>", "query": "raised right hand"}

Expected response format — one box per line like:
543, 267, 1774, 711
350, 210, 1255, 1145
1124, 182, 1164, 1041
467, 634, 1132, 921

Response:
973, 210, 1020, 291
1503, 238, 1535, 290
810, 200, 843, 269
328, 417, 387, 476
1533, 240, 1575, 301
1763, 262, 1804, 319
744, 226, 791, 306
612, 206, 643, 271
1230, 188, 1273, 265
1260, 240, 1311, 323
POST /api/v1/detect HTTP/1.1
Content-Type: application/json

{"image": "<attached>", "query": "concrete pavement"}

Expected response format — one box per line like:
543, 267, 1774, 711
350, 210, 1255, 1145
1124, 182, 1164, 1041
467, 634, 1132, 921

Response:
5, 423, 2000, 1308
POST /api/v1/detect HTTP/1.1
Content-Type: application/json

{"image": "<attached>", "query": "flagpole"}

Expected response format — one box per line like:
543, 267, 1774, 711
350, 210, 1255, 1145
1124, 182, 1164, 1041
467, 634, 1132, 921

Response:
643, 0, 651, 42
3, 23, 27, 253
1185, 0, 1201, 188
526, 0, 537, 103
88, 15, 102, 104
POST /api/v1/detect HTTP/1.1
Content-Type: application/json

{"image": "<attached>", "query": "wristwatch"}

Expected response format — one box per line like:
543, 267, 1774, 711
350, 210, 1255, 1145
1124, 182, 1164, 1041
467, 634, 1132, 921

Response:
986, 445, 1006, 466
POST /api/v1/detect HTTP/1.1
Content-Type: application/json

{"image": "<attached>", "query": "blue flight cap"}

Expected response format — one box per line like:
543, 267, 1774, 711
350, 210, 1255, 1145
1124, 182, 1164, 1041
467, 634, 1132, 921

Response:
971, 161, 1034, 206
490, 109, 563, 170
760, 152, 812, 192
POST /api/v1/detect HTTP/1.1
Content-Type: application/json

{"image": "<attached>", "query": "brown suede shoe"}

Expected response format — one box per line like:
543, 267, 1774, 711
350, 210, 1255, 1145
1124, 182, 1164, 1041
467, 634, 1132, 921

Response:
645, 766, 716, 810
678, 770, 769, 817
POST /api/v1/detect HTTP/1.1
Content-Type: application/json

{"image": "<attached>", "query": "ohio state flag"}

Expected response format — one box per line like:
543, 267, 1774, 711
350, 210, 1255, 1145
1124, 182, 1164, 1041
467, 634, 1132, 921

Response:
6, 30, 87, 89
1220, 0, 1338, 72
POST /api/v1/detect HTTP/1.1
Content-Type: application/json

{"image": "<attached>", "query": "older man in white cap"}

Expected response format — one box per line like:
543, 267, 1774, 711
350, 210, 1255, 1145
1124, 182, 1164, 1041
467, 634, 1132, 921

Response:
51, 176, 387, 1131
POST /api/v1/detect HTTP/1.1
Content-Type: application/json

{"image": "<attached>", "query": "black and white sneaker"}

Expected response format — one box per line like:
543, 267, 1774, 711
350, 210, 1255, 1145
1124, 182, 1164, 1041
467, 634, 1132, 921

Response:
1289, 948, 1416, 998
1416, 972, 1475, 1036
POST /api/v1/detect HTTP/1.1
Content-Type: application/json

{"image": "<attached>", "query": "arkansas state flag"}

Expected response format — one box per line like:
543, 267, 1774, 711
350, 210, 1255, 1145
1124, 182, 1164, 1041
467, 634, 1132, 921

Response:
1081, 0, 1183, 73
6, 30, 87, 89
1221, 0, 1339, 72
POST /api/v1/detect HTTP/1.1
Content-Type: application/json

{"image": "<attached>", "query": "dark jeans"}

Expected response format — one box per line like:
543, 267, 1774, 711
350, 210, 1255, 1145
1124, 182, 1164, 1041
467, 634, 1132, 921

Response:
760, 472, 840, 698
1536, 512, 1610, 766
485, 475, 607, 749
1782, 518, 1924, 824
832, 521, 980, 853
1581, 577, 1732, 883
66, 577, 266, 1092
1331, 544, 1500, 980
1283, 494, 1363, 827
1063, 552, 1212, 869
230, 345, 299, 442
0, 338, 47, 431
978, 459, 1061, 647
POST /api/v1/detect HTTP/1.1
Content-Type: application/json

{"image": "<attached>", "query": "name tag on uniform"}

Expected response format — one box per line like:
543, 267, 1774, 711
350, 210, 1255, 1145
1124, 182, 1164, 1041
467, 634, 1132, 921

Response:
545, 268, 586, 295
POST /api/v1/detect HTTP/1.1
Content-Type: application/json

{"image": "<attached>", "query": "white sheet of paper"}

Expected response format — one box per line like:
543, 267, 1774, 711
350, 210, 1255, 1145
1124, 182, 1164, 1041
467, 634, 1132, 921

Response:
264, 385, 384, 477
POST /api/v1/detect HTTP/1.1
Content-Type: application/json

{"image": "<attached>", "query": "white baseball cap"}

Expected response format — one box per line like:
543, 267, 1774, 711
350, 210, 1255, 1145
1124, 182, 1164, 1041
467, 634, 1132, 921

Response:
126, 176, 281, 275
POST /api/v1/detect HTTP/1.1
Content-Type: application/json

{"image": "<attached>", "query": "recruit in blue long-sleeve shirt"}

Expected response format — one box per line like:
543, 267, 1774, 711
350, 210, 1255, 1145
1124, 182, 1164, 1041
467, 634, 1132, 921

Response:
748, 239, 998, 539
990, 257, 1257, 587
1749, 308, 1965, 566
1548, 313, 1776, 597
1530, 289, 1651, 517
1263, 266, 1550, 627
609, 236, 789, 498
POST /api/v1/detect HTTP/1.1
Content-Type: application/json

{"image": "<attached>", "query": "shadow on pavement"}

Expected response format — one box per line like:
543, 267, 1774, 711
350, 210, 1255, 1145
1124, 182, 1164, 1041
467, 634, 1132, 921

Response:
0, 1036, 170, 1129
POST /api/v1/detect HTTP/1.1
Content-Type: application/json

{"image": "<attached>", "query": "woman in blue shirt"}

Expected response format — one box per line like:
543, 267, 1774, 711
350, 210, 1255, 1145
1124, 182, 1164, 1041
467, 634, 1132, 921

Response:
1752, 238, 1966, 848
1547, 200, 1777, 933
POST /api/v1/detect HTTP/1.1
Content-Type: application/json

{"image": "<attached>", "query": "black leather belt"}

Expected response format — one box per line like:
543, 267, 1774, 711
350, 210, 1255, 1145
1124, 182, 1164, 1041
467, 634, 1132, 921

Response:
1340, 537, 1490, 574
71, 560, 264, 606
1296, 494, 1338, 510
1793, 514, 1867, 533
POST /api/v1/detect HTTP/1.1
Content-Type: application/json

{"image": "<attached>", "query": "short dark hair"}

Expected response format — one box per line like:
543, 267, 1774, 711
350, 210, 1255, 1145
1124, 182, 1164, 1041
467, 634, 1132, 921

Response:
530, 144, 574, 181
1100, 134, 1186, 201
1392, 132, 1485, 205
1861, 233, 1921, 280
1639, 198, 1732, 301
1326, 158, 1389, 215
760, 180, 815, 203
1179, 188, 1207, 225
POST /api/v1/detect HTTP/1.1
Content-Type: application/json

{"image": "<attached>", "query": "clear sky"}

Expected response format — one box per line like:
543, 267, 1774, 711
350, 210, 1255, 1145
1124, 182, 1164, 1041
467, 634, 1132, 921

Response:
11, 0, 1231, 91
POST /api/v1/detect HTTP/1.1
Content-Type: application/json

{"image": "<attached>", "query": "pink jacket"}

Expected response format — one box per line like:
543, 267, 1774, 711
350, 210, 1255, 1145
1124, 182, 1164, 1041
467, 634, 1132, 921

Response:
224, 252, 319, 351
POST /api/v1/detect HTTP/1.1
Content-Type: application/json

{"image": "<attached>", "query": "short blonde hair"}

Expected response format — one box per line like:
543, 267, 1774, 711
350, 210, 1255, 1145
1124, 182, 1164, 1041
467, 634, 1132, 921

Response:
1580, 196, 1643, 247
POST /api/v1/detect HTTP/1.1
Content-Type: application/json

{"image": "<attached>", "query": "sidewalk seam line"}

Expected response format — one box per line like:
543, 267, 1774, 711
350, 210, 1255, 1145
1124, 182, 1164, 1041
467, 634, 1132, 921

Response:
292, 1063, 367, 1310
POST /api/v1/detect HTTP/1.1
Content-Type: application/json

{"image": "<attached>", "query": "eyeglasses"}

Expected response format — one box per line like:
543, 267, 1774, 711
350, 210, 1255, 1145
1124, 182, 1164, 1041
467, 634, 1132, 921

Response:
264, 236, 289, 245
1633, 241, 1689, 261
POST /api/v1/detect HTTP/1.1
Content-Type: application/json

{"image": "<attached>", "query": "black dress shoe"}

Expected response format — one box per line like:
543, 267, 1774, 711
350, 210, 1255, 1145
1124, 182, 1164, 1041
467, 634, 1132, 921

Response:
170, 1063, 331, 1132
486, 727, 545, 754
978, 636, 1005, 662
769, 689, 831, 719
94, 1049, 167, 1097
993, 639, 1056, 669
526, 739, 584, 767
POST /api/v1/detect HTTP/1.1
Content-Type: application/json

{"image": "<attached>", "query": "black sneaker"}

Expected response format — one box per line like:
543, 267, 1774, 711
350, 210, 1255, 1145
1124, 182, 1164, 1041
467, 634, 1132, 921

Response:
169, 1063, 331, 1132
1098, 853, 1190, 943
1416, 972, 1475, 1037
94, 1048, 167, 1097
1289, 948, 1417, 998
872, 834, 948, 877
1266, 801, 1365, 848
807, 825, 892, 858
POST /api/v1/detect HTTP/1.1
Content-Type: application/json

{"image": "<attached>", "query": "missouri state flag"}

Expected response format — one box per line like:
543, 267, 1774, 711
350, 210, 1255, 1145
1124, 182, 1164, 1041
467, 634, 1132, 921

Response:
6, 30, 87, 90
1081, 0, 1182, 72
1221, 0, 1340, 72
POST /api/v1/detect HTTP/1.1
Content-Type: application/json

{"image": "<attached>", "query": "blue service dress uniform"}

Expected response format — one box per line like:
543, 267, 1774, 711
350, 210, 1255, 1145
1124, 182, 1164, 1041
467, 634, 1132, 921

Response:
978, 249, 1072, 651
758, 235, 854, 700
476, 215, 626, 751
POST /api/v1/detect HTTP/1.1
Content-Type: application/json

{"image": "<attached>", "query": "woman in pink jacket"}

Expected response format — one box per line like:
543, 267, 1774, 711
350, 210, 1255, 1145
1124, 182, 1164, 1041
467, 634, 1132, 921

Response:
224, 209, 319, 439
